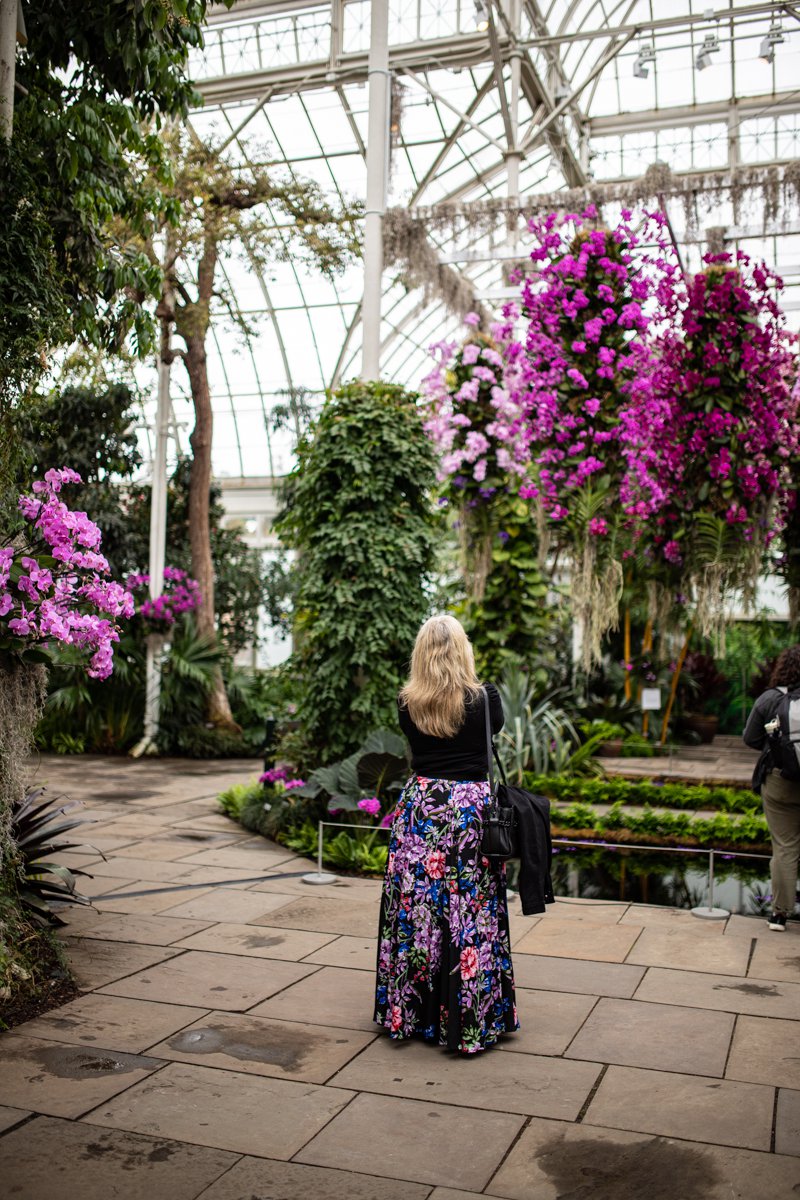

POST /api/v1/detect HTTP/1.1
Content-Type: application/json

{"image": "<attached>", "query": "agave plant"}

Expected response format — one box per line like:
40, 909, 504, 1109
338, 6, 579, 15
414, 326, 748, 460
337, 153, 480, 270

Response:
496, 665, 589, 782
11, 787, 98, 925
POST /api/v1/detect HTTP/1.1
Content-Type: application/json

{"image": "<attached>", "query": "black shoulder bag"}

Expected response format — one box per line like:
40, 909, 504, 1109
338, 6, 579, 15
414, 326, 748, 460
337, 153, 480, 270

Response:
480, 686, 518, 862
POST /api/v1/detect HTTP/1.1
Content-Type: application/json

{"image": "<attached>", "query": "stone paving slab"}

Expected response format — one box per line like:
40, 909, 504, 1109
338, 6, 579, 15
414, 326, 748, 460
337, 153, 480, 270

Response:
87, 856, 208, 884
514, 918, 643, 963
725, 1014, 800, 1089
85, 1061, 355, 1159
0, 1034, 163, 1118
302, 935, 378, 971
252, 894, 381, 939
512, 953, 645, 997
776, 1088, 800, 1157
115, 835, 240, 860
174, 846, 299, 872
619, 905, 727, 933
0, 1116, 237, 1199
19, 993, 206, 1054
748, 934, 800, 984
75, 912, 216, 946
585, 1064, 775, 1150
0, 1107, 29, 1134
564, 997, 734, 1076
624, 927, 751, 975
295, 1092, 525, 1190
250, 965, 377, 1032
536, 899, 627, 924
92, 881, 216, 916
97, 949, 318, 1011
62, 938, 182, 990
159, 887, 298, 923
633, 965, 800, 1018
147, 1010, 375, 1083
484, 1117, 800, 1200
496, 988, 597, 1057
193, 1157, 430, 1200
330, 1036, 602, 1121
173, 922, 337, 961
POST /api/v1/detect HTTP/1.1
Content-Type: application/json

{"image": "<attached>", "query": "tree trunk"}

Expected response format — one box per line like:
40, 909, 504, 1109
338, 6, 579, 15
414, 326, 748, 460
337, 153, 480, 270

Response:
181, 239, 237, 730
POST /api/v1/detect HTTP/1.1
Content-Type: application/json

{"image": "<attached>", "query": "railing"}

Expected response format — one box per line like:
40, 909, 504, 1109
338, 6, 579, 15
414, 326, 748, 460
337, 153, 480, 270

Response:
302, 820, 771, 920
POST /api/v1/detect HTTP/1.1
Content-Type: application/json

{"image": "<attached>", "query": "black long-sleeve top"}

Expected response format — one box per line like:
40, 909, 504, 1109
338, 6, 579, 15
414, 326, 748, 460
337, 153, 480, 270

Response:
398, 683, 504, 782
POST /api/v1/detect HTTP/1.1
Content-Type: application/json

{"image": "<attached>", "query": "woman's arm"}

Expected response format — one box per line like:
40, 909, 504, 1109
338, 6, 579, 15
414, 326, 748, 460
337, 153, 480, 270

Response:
486, 683, 504, 734
743, 691, 777, 750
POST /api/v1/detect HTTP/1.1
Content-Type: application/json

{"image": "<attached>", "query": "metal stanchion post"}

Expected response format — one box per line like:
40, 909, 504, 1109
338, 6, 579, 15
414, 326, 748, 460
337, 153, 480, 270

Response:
302, 821, 337, 886
691, 847, 730, 920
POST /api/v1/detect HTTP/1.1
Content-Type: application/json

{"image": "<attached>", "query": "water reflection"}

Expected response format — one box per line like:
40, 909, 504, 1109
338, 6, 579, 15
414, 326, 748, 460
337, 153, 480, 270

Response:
509, 847, 772, 916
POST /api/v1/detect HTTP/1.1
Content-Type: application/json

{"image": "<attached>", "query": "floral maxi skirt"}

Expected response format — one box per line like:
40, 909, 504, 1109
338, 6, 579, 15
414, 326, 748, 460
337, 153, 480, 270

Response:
374, 775, 518, 1054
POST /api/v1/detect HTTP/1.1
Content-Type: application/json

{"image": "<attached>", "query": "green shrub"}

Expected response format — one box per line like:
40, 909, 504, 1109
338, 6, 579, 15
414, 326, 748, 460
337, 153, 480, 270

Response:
275, 380, 439, 767
217, 781, 264, 820
553, 800, 769, 849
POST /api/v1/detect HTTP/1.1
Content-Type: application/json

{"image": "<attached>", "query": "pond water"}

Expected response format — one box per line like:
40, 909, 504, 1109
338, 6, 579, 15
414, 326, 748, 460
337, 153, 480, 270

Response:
509, 846, 773, 917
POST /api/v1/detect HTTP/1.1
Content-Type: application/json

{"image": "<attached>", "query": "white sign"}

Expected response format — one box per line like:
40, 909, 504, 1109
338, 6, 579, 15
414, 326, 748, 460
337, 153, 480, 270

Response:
641, 688, 662, 711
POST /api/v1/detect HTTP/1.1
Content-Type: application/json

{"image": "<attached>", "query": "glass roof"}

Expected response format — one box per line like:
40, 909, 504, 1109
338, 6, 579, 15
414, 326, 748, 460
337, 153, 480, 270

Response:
139, 0, 800, 479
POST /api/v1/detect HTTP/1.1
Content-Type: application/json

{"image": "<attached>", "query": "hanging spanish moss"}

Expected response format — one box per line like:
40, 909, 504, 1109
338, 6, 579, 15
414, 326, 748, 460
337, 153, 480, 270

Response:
383, 208, 489, 322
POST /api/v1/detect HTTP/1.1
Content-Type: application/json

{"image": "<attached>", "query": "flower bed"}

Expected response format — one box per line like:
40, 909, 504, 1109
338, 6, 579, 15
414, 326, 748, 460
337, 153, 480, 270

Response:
524, 773, 760, 813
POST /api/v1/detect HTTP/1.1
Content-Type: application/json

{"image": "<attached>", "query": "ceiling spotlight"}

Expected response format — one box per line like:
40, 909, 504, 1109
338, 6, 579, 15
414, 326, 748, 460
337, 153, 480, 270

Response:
633, 43, 656, 79
695, 32, 720, 70
474, 0, 489, 32
760, 22, 785, 63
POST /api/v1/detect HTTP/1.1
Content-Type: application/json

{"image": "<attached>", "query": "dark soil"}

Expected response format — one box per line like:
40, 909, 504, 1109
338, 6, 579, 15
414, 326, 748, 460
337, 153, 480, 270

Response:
0, 913, 80, 1033
1, 971, 79, 1031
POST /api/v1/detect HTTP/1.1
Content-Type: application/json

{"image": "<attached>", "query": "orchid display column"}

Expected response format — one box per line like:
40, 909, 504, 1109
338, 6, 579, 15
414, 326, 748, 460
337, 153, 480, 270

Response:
423, 325, 550, 676
516, 208, 670, 670
0, 469, 133, 874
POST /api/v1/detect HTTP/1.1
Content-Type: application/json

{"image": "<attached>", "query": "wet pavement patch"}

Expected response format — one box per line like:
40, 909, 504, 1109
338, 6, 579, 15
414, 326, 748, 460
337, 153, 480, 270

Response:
713, 981, 780, 997
30, 1044, 152, 1081
534, 1133, 722, 1199
168, 1022, 309, 1072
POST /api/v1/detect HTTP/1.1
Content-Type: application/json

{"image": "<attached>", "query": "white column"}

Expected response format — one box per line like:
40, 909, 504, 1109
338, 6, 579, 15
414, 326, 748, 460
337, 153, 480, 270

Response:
131, 327, 171, 758
506, 0, 522, 204
360, 0, 390, 381
0, 0, 19, 141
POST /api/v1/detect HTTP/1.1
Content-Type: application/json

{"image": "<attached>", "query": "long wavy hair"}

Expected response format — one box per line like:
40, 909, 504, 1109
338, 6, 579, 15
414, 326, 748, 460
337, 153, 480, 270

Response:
769, 646, 800, 689
399, 615, 481, 738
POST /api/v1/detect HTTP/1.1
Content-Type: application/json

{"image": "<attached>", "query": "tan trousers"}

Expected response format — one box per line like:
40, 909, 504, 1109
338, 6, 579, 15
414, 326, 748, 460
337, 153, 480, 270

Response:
762, 771, 800, 915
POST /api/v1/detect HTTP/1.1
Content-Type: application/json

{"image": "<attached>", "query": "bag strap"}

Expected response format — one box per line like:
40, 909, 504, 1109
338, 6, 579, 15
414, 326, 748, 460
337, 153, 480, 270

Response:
483, 686, 508, 792
483, 685, 495, 795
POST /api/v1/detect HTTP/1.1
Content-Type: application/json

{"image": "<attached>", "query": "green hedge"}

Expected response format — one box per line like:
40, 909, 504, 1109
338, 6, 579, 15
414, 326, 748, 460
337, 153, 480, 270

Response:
553, 801, 769, 850
524, 773, 760, 814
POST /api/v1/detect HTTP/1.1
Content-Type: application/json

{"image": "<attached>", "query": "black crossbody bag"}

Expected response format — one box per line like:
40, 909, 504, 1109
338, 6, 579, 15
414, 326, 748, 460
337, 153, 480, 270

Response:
480, 686, 518, 862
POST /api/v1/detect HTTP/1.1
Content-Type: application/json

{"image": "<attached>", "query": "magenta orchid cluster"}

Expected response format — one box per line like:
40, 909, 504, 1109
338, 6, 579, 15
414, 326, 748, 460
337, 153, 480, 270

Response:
1, 468, 134, 679
258, 766, 306, 790
639, 251, 799, 567
125, 565, 201, 629
423, 207, 799, 611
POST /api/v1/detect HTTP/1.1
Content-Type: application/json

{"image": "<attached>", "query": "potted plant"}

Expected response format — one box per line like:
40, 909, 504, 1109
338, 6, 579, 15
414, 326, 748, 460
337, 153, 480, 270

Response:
679, 651, 728, 743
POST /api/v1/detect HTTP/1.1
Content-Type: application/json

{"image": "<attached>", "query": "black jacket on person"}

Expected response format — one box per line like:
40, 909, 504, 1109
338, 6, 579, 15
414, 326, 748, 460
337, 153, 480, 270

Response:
504, 784, 554, 915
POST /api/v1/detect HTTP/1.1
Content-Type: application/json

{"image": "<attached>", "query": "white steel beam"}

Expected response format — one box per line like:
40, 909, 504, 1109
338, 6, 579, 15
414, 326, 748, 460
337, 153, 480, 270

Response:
361, 0, 390, 380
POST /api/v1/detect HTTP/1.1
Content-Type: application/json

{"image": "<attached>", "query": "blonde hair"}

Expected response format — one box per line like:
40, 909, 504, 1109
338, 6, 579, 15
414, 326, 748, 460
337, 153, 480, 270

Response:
399, 615, 481, 738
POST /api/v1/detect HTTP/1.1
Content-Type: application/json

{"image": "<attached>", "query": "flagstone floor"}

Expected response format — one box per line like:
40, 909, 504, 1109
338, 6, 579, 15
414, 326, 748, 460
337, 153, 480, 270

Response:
1, 754, 798, 1199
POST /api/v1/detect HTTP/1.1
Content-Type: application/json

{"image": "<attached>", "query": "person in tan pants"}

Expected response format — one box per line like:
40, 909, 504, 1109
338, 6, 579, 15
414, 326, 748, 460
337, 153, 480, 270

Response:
744, 646, 800, 931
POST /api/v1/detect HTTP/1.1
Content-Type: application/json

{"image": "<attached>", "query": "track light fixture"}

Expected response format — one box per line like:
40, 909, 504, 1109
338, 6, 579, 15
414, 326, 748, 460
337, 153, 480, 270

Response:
633, 43, 656, 79
759, 22, 785, 63
695, 32, 720, 70
474, 0, 489, 32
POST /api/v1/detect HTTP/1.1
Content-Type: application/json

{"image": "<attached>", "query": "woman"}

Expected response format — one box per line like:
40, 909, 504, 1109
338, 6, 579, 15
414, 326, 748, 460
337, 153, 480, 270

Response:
374, 614, 518, 1054
743, 645, 800, 931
